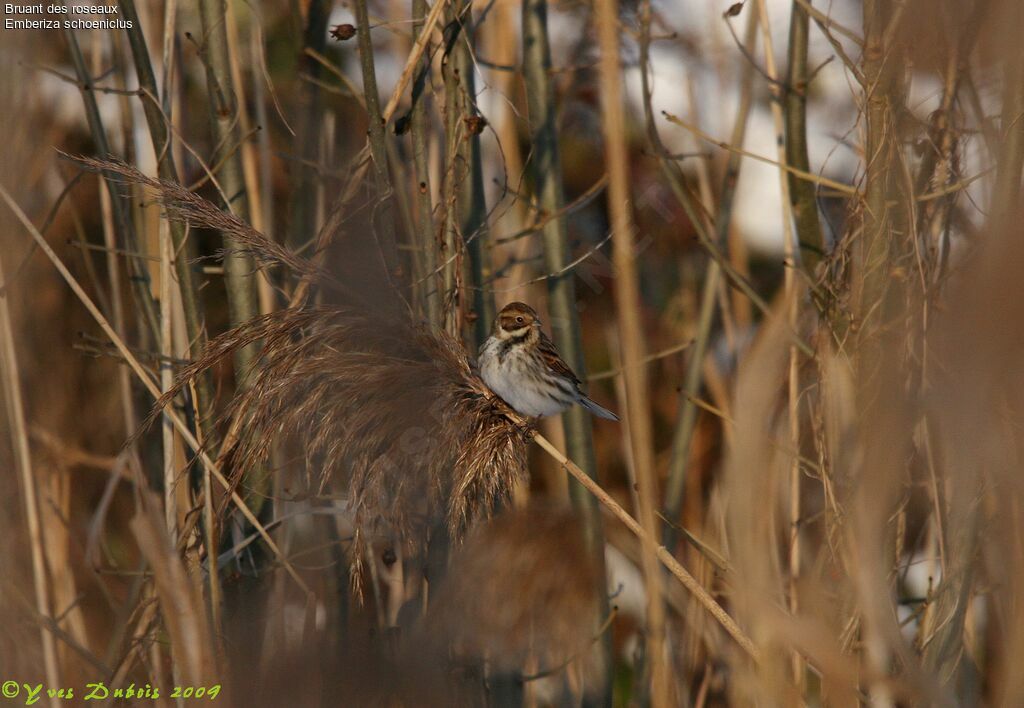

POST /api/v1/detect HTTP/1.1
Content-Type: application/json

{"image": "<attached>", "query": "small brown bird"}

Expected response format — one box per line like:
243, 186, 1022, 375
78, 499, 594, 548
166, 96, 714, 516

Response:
478, 302, 618, 420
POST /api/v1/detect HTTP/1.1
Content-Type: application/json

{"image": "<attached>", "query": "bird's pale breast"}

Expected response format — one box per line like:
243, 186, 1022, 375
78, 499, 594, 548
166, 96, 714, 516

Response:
479, 336, 572, 417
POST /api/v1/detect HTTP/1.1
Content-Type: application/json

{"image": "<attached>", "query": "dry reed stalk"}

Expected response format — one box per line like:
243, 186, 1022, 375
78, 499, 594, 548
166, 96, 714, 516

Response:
910, 1, 986, 284
784, 0, 824, 270
604, 327, 641, 520
197, 0, 262, 386
448, 0, 495, 346
677, 75, 731, 674
289, 0, 450, 309
0, 248, 61, 707
753, 0, 804, 688
0, 184, 311, 598
354, 0, 401, 278
942, 207, 1024, 704
159, 0, 176, 112
199, 396, 221, 639
158, 218, 177, 541
382, 0, 449, 122
37, 456, 90, 679
531, 433, 759, 661
117, 0, 214, 434
224, 2, 276, 316
593, 0, 669, 697
106, 587, 161, 693
131, 499, 214, 686
99, 180, 139, 440
409, 0, 442, 327
485, 0, 531, 290
917, 130, 1024, 695
659, 9, 759, 548
521, 0, 613, 693
148, 632, 171, 708
440, 3, 466, 335
856, 0, 908, 331
63, 25, 160, 342
250, 27, 276, 265
857, 3, 909, 701
718, 299, 812, 706
288, 0, 330, 252
991, 3, 1024, 232
84, 14, 142, 456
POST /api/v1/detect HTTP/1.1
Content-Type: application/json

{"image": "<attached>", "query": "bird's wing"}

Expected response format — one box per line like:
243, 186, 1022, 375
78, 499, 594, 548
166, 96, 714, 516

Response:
538, 331, 582, 387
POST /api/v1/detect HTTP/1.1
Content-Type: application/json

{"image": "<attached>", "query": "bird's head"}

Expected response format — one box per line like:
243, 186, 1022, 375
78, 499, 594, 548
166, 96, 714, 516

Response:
494, 302, 540, 339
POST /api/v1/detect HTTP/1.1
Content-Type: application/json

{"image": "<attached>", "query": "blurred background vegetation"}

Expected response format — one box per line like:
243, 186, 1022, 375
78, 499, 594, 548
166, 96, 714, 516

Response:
2, 0, 1024, 705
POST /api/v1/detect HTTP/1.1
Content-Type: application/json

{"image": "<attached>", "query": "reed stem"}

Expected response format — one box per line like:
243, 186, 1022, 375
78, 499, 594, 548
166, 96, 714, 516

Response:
117, 0, 214, 437
784, 0, 824, 270
197, 0, 261, 383
594, 0, 669, 700
410, 0, 442, 328
354, 0, 401, 280
661, 10, 758, 548
449, 1, 494, 346
287, 1, 329, 250
533, 433, 759, 662
522, 0, 612, 698
64, 26, 161, 343
0, 244, 62, 707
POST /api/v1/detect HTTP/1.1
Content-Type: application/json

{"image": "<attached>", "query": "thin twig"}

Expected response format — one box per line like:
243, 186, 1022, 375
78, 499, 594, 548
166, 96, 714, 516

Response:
588, 339, 693, 382
662, 111, 856, 195
532, 433, 759, 661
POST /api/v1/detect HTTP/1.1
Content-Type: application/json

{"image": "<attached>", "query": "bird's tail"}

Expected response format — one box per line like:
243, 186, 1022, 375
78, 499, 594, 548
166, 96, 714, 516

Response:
578, 395, 619, 421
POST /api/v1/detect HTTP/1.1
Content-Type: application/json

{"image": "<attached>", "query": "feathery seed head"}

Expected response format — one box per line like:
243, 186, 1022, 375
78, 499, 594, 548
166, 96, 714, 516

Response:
148, 307, 534, 590
89, 150, 540, 593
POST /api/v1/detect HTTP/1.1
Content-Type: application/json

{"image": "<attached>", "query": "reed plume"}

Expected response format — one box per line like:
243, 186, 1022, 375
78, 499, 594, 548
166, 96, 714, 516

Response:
69, 156, 327, 284
167, 304, 532, 541
90, 153, 533, 588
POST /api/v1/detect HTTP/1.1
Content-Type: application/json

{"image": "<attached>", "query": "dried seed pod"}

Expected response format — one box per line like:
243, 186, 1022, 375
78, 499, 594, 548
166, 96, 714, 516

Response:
464, 114, 488, 136
330, 23, 357, 41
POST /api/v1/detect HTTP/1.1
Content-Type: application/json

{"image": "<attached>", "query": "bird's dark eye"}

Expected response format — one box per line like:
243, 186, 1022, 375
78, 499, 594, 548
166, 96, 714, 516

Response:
516, 316, 524, 324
